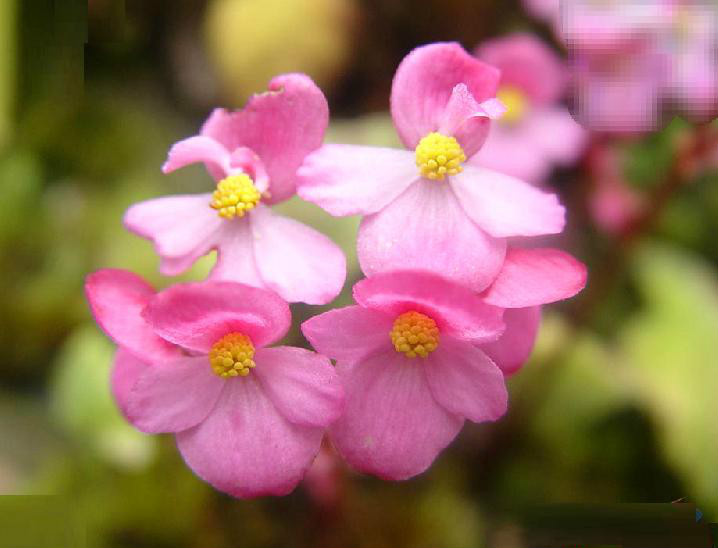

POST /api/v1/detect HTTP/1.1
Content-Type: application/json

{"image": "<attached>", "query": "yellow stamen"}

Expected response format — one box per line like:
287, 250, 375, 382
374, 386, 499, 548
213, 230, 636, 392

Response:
210, 174, 261, 219
209, 332, 256, 378
496, 85, 529, 125
390, 311, 440, 359
415, 132, 467, 181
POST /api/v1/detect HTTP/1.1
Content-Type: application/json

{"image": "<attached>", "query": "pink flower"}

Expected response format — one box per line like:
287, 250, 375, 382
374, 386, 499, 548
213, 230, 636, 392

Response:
471, 33, 587, 184
297, 42, 566, 292
560, 1, 718, 132
302, 258, 585, 480
124, 73, 346, 305
85, 269, 344, 498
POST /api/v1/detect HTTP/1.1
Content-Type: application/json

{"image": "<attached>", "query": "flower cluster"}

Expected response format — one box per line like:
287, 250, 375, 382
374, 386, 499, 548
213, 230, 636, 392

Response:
526, 0, 718, 132
86, 42, 586, 497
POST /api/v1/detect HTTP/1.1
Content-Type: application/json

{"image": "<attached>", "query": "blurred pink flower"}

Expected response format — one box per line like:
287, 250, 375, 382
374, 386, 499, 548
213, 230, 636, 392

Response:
298, 42, 566, 292
302, 263, 585, 480
303, 443, 344, 508
124, 73, 346, 305
587, 144, 644, 235
85, 269, 344, 498
523, 0, 560, 25
559, 1, 718, 132
471, 33, 587, 184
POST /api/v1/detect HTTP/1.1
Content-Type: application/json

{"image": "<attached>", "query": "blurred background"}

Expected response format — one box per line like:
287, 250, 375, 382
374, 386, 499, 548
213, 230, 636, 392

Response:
1, 0, 717, 546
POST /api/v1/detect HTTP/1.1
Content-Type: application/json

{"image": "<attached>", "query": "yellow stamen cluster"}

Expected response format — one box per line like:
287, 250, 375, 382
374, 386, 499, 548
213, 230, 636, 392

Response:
496, 86, 529, 125
415, 132, 467, 181
210, 174, 261, 219
390, 311, 440, 358
209, 332, 256, 378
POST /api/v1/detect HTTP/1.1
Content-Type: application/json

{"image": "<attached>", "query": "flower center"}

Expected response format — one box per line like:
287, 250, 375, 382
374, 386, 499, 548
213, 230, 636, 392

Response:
210, 174, 261, 219
415, 132, 466, 181
209, 332, 256, 378
496, 86, 529, 124
390, 311, 440, 359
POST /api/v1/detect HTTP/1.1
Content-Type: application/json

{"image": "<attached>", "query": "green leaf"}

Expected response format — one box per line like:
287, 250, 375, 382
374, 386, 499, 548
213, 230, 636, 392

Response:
621, 243, 718, 516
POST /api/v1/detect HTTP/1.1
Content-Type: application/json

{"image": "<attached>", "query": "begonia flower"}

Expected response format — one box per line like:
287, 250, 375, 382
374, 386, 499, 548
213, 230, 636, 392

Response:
124, 73, 346, 305
472, 33, 587, 184
302, 254, 586, 480
480, 247, 587, 375
85, 269, 344, 498
302, 270, 509, 479
297, 42, 566, 292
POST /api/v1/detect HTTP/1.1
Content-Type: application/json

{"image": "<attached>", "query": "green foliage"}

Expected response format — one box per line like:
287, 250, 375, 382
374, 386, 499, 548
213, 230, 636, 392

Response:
621, 243, 718, 517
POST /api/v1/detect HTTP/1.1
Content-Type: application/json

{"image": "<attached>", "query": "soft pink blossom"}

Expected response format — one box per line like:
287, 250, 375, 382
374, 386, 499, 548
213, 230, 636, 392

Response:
586, 144, 644, 235
124, 73, 346, 305
297, 42, 566, 292
86, 269, 344, 498
302, 261, 585, 479
560, 1, 718, 132
472, 33, 587, 184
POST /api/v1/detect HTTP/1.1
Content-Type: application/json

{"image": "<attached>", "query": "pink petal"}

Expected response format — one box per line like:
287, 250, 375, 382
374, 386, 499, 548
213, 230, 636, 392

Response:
176, 376, 323, 498
520, 107, 588, 166
357, 180, 506, 293
209, 219, 264, 287
450, 165, 565, 237
123, 194, 223, 276
250, 205, 346, 305
475, 33, 568, 106
161, 136, 230, 180
301, 306, 394, 364
482, 248, 587, 308
227, 147, 270, 194
297, 145, 417, 216
111, 348, 153, 420
85, 269, 177, 362
353, 270, 505, 345
481, 306, 541, 376
438, 84, 491, 158
253, 346, 344, 427
201, 74, 329, 204
469, 125, 551, 184
125, 356, 225, 434
145, 281, 290, 353
391, 42, 501, 149
424, 337, 508, 422
329, 349, 463, 480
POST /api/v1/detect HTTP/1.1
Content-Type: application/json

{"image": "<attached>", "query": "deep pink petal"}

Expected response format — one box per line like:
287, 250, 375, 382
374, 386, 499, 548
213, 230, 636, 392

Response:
450, 165, 565, 237
201, 74, 329, 204
481, 306, 541, 376
250, 205, 346, 305
353, 270, 504, 344
176, 376, 323, 498
438, 84, 492, 157
85, 269, 176, 362
329, 349, 463, 480
357, 180, 506, 292
424, 337, 507, 422
126, 356, 225, 434
475, 32, 568, 106
161, 136, 230, 179
301, 306, 394, 364
123, 194, 223, 276
391, 42, 501, 149
297, 144, 417, 216
209, 218, 264, 287
111, 348, 153, 420
253, 347, 344, 427
482, 248, 587, 308
145, 281, 290, 353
